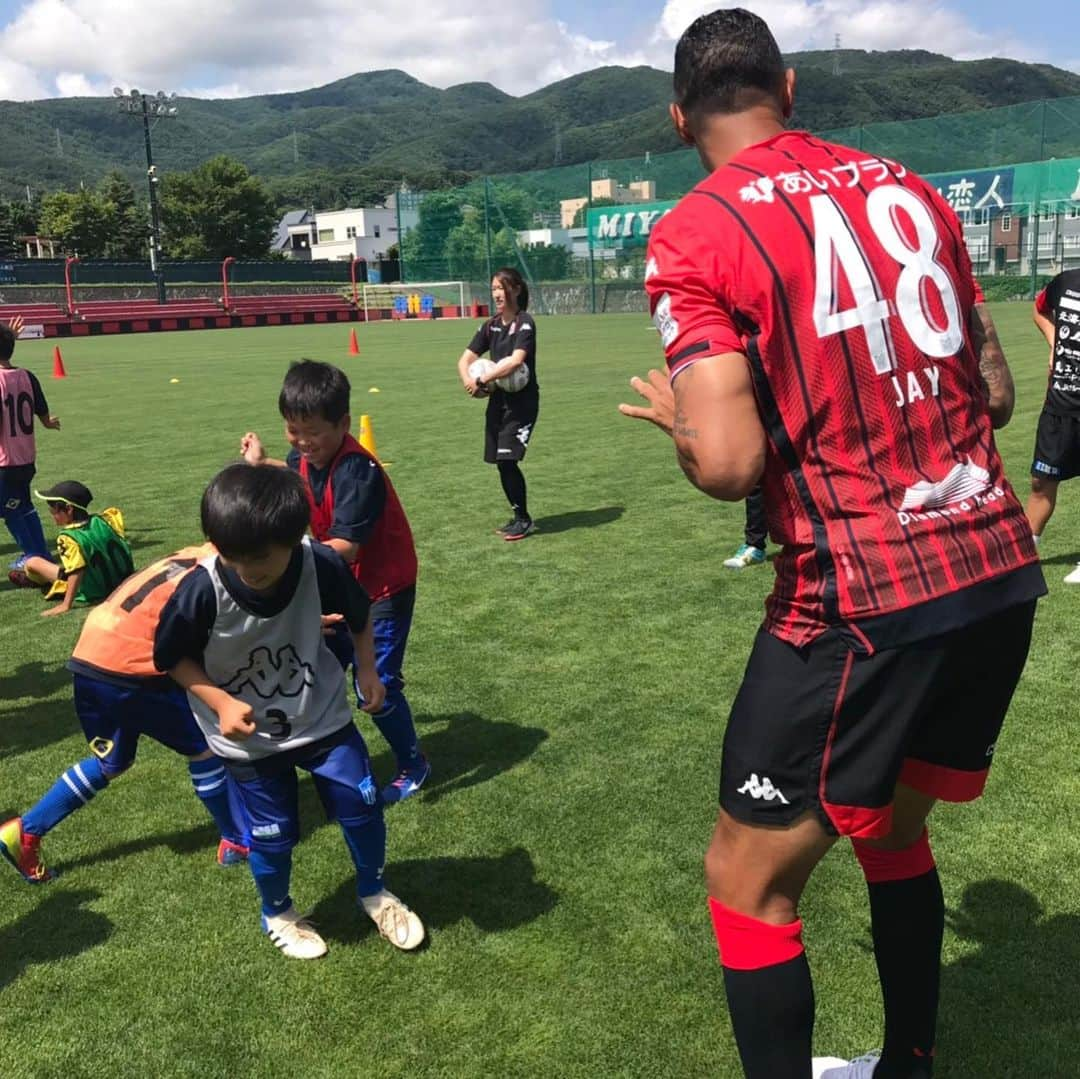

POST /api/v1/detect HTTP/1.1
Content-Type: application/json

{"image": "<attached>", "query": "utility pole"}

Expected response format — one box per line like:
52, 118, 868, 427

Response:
833, 34, 841, 76
115, 88, 177, 304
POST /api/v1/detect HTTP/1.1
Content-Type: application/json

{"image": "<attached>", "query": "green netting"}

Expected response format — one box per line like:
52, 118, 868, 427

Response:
398, 95, 1080, 310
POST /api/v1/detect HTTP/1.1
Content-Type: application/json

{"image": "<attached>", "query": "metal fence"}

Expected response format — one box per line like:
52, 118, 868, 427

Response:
396, 95, 1080, 311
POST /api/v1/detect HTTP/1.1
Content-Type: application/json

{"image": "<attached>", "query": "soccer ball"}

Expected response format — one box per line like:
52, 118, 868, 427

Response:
468, 359, 496, 395
467, 357, 529, 394
496, 363, 530, 393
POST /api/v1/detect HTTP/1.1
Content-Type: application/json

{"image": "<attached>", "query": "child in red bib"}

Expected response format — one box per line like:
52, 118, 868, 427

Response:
241, 360, 428, 804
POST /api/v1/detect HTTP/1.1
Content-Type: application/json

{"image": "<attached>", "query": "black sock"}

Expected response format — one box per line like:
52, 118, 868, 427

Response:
723, 955, 815, 1077
866, 869, 943, 1078
497, 461, 528, 520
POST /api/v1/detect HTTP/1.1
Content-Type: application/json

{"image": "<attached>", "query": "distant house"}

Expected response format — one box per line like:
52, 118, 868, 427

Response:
560, 178, 657, 229
273, 210, 316, 260
275, 197, 419, 263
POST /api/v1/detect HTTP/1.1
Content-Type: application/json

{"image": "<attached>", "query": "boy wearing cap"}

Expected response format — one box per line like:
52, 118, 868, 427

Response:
0, 315, 61, 575
14, 480, 134, 616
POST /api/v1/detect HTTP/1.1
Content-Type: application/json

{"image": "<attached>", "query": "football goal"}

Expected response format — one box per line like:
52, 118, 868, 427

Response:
360, 280, 467, 320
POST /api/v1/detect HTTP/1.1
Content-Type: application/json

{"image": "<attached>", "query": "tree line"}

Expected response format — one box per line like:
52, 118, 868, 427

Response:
0, 156, 278, 261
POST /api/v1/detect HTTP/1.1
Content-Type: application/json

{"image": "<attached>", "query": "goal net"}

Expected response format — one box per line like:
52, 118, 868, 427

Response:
360, 280, 467, 319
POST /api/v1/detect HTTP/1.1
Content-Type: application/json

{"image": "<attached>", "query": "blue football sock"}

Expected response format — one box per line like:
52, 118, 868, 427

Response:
249, 849, 293, 918
22, 757, 109, 837
371, 693, 423, 770
340, 816, 387, 898
187, 758, 243, 844
4, 506, 49, 560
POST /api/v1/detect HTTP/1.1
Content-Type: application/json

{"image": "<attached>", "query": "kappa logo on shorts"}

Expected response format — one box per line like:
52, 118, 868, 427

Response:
515, 424, 533, 446
737, 773, 790, 805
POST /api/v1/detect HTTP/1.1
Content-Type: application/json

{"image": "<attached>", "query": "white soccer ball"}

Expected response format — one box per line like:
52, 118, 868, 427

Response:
468, 358, 529, 394
496, 363, 530, 393
468, 359, 497, 395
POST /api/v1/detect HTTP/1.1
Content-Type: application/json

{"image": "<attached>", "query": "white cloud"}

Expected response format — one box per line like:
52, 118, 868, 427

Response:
654, 0, 1021, 61
0, 0, 651, 101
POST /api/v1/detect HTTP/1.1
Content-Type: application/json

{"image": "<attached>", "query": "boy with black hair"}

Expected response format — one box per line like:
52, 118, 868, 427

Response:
155, 463, 425, 959
16, 480, 134, 617
0, 543, 249, 884
0, 315, 61, 576
240, 360, 428, 805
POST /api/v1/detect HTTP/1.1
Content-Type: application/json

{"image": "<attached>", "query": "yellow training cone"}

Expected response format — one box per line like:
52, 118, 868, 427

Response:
358, 414, 379, 459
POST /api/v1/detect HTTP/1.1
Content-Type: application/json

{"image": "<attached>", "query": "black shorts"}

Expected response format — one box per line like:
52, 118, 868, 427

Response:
1031, 410, 1080, 481
719, 600, 1036, 838
484, 391, 538, 464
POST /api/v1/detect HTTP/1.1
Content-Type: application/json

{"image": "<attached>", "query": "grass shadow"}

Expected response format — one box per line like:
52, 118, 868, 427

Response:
312, 845, 558, 944
395, 711, 548, 805
532, 506, 624, 535
0, 685, 79, 761
50, 822, 224, 876
0, 660, 73, 703
1034, 550, 1080, 567
0, 888, 112, 991
938, 879, 1080, 1074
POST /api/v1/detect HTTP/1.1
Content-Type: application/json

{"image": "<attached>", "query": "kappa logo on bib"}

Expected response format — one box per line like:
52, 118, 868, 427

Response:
222, 644, 315, 699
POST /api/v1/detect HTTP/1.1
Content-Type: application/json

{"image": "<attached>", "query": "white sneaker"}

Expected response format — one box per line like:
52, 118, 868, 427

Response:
812, 1051, 881, 1078
262, 905, 328, 959
360, 888, 426, 951
1063, 563, 1080, 584
723, 543, 766, 569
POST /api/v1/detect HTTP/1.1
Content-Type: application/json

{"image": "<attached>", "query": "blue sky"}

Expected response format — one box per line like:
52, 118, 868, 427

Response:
0, 0, 1071, 102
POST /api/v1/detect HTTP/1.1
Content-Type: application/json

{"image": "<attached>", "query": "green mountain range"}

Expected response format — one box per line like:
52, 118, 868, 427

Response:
3, 50, 1079, 204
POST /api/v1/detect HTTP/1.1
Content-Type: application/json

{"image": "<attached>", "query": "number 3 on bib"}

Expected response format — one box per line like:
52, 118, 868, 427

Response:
811, 187, 963, 375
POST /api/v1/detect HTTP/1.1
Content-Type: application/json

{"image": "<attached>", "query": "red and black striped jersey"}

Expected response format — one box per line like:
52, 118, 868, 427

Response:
646, 131, 1043, 650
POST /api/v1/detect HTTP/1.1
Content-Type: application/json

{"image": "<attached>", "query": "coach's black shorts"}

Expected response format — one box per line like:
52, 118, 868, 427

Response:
1031, 410, 1080, 481
484, 390, 539, 464
719, 600, 1036, 839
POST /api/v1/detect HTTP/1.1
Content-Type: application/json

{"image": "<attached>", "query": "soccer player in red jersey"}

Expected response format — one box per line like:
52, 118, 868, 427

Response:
620, 10, 1045, 1078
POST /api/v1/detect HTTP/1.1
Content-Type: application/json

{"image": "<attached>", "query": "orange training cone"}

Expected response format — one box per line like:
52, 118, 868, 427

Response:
52, 345, 67, 379
357, 414, 378, 459
348, 328, 359, 355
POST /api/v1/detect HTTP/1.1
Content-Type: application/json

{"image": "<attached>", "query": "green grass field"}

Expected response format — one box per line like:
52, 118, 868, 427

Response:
1, 307, 1077, 1078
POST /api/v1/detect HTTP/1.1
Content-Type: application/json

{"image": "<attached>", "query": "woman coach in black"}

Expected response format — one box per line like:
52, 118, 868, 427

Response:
456, 267, 539, 541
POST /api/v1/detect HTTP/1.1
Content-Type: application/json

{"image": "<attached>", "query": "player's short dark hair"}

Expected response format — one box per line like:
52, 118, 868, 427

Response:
493, 266, 529, 312
200, 463, 310, 559
0, 323, 16, 361
673, 8, 786, 122
278, 359, 350, 424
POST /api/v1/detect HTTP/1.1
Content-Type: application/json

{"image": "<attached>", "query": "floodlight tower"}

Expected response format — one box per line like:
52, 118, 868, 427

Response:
114, 88, 177, 304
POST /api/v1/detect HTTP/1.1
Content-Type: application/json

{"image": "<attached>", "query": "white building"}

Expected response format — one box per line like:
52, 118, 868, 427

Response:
309, 205, 418, 262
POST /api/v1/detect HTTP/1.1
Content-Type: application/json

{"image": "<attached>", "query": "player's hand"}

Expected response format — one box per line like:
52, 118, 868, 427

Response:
8, 315, 24, 336
356, 670, 386, 715
320, 612, 344, 636
464, 377, 487, 398
43, 415, 60, 430
40, 605, 68, 618
240, 431, 266, 465
217, 697, 257, 740
618, 369, 676, 437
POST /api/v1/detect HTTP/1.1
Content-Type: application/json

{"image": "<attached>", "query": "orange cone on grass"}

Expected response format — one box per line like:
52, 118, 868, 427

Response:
52, 345, 67, 379
348, 328, 359, 355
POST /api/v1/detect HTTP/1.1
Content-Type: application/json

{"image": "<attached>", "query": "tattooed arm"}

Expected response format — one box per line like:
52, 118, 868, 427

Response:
620, 354, 765, 500
970, 303, 1015, 430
